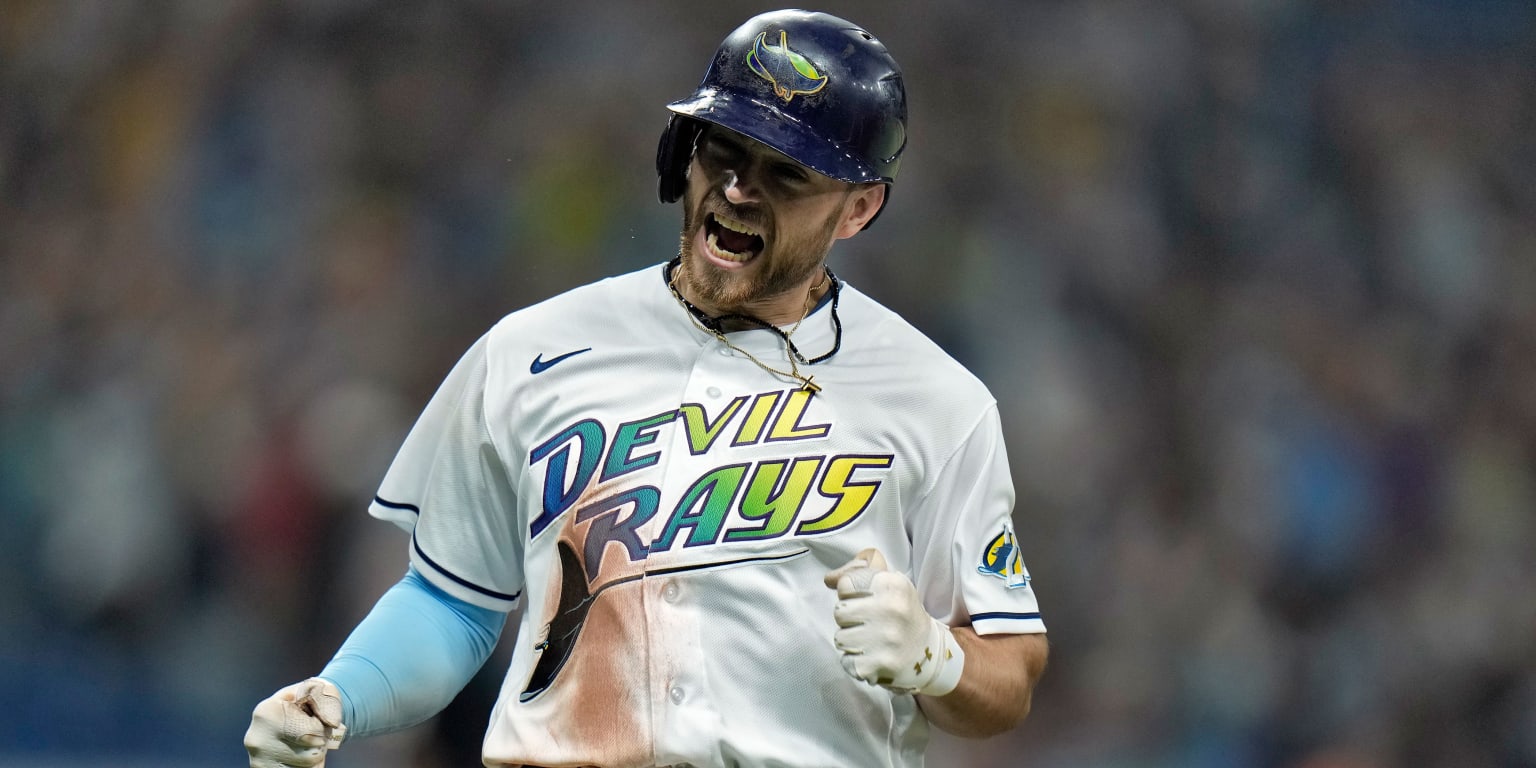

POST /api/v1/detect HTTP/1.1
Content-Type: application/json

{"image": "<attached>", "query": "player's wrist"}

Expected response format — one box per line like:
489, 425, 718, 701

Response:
914, 619, 965, 697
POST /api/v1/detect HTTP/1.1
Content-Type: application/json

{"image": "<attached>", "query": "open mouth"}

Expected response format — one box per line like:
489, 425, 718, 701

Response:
704, 212, 766, 264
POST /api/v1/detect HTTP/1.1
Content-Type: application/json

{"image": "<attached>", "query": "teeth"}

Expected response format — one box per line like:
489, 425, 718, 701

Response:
707, 232, 751, 262
714, 214, 760, 237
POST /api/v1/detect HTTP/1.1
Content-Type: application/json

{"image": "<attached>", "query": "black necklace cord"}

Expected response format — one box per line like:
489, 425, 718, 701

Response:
664, 256, 842, 366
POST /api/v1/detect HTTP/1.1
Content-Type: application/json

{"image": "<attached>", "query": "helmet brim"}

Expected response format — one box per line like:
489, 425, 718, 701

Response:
666, 88, 887, 186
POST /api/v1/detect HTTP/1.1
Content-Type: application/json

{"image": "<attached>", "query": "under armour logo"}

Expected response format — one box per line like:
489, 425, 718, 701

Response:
914, 646, 934, 675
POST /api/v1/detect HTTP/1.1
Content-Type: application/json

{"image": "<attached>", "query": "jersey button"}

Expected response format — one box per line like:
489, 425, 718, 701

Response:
662, 581, 680, 603
669, 684, 686, 704
706, 386, 722, 399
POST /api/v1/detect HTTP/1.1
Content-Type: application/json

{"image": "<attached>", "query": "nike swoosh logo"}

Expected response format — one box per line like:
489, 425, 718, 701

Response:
530, 347, 592, 374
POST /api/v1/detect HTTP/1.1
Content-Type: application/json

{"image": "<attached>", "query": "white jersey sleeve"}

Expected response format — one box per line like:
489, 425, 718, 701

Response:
368, 332, 524, 612
909, 404, 1045, 636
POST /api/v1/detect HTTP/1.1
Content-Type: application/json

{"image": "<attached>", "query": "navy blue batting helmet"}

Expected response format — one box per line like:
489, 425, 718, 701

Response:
657, 9, 907, 219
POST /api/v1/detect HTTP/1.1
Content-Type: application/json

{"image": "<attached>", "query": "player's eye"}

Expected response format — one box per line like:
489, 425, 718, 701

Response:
772, 163, 809, 184
698, 134, 746, 169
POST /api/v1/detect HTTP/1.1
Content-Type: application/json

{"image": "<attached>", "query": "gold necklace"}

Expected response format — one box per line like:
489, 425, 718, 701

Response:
668, 265, 828, 393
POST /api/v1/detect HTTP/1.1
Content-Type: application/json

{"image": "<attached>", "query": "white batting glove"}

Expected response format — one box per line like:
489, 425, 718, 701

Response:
245, 677, 348, 768
824, 548, 965, 697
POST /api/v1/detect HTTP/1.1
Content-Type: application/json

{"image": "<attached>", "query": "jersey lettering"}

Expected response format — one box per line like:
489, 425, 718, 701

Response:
765, 388, 830, 442
799, 454, 893, 533
678, 397, 748, 454
574, 485, 659, 580
724, 456, 823, 542
528, 418, 605, 539
527, 389, 893, 560
653, 463, 750, 550
731, 391, 783, 446
601, 411, 676, 482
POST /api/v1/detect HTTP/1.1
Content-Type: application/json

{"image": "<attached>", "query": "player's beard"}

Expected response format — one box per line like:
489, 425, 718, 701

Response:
676, 189, 842, 317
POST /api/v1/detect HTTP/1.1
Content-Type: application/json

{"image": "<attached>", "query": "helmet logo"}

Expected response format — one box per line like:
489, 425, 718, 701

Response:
746, 30, 828, 103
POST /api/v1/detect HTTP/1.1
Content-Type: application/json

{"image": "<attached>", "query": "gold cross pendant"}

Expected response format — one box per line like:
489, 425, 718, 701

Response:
800, 376, 821, 393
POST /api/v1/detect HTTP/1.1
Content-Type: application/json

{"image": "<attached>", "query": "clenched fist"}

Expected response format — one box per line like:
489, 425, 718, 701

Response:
245, 677, 347, 768
824, 548, 965, 696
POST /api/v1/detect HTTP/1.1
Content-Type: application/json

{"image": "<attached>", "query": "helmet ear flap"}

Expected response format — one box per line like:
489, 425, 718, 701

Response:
657, 116, 704, 204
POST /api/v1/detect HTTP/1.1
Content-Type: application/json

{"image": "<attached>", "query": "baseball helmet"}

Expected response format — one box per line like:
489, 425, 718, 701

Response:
656, 9, 907, 222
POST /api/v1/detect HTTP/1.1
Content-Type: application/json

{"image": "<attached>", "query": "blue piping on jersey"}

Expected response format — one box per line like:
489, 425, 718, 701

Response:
971, 611, 1042, 622
374, 495, 420, 515
411, 532, 522, 602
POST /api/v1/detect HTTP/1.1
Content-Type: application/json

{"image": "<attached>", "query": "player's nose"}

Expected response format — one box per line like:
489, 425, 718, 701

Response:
722, 167, 762, 204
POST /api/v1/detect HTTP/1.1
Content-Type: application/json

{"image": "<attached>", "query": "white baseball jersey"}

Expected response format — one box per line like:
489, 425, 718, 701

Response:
369, 262, 1045, 768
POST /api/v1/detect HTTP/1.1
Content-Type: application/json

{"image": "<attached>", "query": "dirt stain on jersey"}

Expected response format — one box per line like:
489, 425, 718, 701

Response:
511, 483, 654, 767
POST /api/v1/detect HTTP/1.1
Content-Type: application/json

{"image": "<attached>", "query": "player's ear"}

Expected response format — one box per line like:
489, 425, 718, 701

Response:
834, 183, 887, 239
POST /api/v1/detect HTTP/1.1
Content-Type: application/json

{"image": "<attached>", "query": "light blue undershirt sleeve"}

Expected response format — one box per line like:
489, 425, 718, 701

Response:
318, 565, 509, 737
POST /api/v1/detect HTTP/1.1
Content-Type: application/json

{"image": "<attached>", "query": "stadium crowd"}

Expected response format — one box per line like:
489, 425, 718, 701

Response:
1, 1, 1532, 766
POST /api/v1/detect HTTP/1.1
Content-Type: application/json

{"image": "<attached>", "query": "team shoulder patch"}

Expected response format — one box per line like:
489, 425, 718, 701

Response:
977, 524, 1030, 589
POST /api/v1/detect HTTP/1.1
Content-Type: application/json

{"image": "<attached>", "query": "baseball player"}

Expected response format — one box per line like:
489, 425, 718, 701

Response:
246, 10, 1047, 768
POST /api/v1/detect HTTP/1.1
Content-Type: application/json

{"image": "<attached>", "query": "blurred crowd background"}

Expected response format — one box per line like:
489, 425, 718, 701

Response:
2, 0, 1534, 766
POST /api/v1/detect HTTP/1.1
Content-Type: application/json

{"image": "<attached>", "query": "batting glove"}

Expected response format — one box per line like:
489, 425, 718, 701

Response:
245, 677, 347, 768
824, 548, 965, 697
